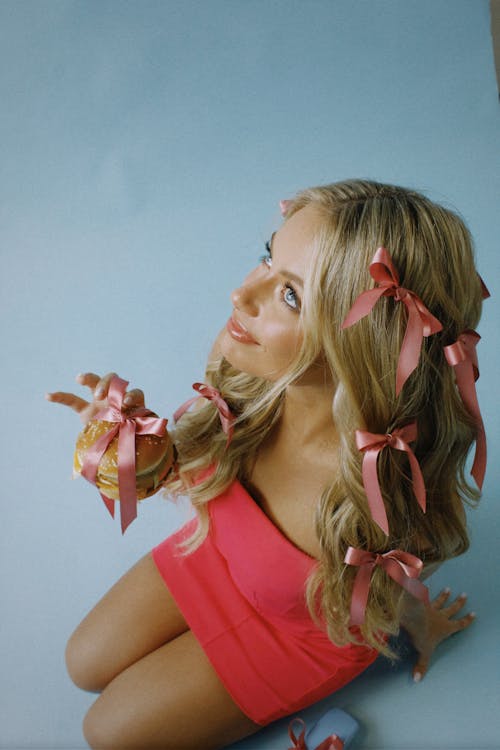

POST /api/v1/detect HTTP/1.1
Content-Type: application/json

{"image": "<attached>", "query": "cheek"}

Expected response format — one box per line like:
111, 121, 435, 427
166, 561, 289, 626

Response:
266, 321, 303, 359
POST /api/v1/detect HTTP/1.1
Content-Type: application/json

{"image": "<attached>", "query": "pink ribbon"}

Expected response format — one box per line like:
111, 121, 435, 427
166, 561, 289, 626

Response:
355, 423, 426, 536
444, 330, 486, 489
288, 718, 344, 750
173, 383, 234, 448
81, 376, 168, 533
478, 274, 490, 300
344, 546, 429, 626
341, 247, 443, 395
280, 199, 292, 216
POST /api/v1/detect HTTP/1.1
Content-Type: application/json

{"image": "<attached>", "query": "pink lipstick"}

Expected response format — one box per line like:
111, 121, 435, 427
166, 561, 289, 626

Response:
226, 314, 258, 344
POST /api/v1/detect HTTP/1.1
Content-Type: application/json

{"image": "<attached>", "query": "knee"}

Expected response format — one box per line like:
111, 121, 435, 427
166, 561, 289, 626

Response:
83, 699, 114, 750
65, 626, 109, 693
83, 697, 149, 750
82, 708, 99, 750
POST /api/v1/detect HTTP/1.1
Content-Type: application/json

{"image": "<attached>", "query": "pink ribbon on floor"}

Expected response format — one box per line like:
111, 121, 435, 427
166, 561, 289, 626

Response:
355, 423, 426, 536
341, 247, 443, 395
81, 376, 168, 533
344, 546, 429, 626
173, 383, 235, 448
288, 718, 344, 750
444, 330, 486, 489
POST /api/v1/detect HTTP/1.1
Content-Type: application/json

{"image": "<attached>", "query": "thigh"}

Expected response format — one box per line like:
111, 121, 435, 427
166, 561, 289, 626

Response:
66, 552, 188, 692
83, 630, 262, 750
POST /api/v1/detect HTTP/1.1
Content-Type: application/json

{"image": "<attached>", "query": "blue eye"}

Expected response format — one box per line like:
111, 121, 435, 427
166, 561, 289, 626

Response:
283, 285, 299, 310
258, 239, 301, 312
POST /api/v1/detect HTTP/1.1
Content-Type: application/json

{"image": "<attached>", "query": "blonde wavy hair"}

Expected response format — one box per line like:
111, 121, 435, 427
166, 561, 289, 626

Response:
164, 179, 484, 656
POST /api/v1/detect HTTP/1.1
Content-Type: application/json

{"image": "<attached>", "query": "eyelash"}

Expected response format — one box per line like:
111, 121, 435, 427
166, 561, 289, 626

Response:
258, 241, 273, 268
258, 241, 300, 312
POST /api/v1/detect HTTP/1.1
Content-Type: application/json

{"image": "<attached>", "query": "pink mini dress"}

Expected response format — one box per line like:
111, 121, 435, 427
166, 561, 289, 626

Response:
152, 477, 378, 726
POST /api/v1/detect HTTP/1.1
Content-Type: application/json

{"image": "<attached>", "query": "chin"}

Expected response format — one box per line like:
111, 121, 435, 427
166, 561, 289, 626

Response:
219, 331, 293, 381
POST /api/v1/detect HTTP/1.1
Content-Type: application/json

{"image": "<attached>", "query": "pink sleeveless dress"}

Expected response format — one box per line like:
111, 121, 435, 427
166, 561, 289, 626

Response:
152, 477, 378, 725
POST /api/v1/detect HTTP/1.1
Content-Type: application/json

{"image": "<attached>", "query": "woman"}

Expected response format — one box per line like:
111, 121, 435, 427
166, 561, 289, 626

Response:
48, 179, 483, 750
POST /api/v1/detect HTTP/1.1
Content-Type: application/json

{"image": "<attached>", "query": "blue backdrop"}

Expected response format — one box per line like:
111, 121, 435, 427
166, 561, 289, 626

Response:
1, 1, 499, 748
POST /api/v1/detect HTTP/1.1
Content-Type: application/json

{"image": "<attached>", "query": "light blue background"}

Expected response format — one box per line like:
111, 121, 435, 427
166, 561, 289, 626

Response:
1, 1, 499, 748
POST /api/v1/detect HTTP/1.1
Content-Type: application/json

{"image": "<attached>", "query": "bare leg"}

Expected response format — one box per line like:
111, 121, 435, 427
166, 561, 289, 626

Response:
66, 552, 189, 692
67, 552, 264, 748
83, 630, 262, 750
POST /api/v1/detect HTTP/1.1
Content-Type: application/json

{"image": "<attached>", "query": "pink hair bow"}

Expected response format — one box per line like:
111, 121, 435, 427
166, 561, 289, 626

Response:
81, 376, 168, 533
288, 718, 344, 750
173, 383, 235, 448
355, 423, 425, 536
280, 199, 292, 216
344, 546, 429, 626
444, 330, 486, 489
478, 274, 490, 300
342, 247, 443, 395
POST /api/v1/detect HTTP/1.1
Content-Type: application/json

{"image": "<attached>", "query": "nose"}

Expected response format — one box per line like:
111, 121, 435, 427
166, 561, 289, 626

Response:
230, 275, 263, 316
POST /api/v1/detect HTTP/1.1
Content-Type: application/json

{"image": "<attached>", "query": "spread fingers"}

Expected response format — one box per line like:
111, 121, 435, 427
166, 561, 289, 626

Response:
450, 611, 476, 631
441, 592, 468, 617
77, 372, 118, 400
45, 391, 90, 413
431, 588, 452, 609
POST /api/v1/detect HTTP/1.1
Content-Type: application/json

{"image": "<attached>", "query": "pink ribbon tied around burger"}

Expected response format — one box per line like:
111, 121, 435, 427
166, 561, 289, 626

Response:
341, 247, 443, 396
355, 423, 426, 536
444, 330, 486, 489
288, 718, 344, 750
344, 546, 429, 626
81, 376, 168, 533
173, 383, 235, 448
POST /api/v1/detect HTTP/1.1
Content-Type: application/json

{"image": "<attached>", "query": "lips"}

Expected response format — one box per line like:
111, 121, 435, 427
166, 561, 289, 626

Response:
226, 314, 258, 344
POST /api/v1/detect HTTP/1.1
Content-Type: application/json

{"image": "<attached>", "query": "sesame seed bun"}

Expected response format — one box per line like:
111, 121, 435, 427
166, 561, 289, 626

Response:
74, 419, 176, 501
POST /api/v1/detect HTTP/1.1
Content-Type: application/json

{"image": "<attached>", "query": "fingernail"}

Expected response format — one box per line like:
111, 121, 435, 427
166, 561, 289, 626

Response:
76, 373, 84, 382
460, 592, 467, 598
443, 587, 451, 594
413, 672, 422, 683
45, 393, 52, 400
470, 611, 476, 618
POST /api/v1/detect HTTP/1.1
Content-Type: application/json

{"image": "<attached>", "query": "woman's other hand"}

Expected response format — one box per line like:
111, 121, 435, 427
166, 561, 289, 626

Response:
46, 372, 146, 424
400, 588, 476, 682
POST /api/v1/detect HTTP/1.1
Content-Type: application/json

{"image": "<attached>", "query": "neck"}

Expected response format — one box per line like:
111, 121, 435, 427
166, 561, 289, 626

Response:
280, 377, 338, 450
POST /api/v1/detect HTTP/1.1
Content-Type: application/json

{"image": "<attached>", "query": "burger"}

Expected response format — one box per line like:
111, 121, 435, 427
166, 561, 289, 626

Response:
73, 419, 176, 501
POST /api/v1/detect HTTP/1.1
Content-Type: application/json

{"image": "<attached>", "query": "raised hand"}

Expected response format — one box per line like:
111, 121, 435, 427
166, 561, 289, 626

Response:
46, 372, 146, 423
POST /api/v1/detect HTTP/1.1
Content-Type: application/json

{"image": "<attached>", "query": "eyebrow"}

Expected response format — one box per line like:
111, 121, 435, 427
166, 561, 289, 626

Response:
269, 232, 304, 288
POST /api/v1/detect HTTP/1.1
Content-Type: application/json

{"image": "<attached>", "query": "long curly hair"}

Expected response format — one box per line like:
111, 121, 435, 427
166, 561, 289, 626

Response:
164, 179, 484, 657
